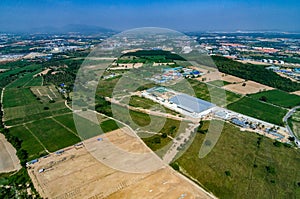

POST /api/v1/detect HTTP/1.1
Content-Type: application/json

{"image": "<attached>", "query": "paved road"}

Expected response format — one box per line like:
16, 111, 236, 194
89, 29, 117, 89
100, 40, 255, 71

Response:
283, 106, 300, 148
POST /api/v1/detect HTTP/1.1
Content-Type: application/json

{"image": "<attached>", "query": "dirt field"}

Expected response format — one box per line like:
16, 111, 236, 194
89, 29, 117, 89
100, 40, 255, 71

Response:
220, 74, 244, 83
291, 90, 300, 96
197, 71, 244, 83
0, 133, 21, 173
28, 128, 214, 199
222, 80, 274, 95
197, 71, 223, 82
34, 69, 51, 77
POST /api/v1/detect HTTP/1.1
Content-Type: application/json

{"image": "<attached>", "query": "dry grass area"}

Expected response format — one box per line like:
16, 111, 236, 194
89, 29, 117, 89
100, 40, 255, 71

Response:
236, 60, 270, 66
28, 128, 213, 199
220, 74, 244, 83
197, 71, 245, 84
222, 80, 274, 95
110, 63, 143, 70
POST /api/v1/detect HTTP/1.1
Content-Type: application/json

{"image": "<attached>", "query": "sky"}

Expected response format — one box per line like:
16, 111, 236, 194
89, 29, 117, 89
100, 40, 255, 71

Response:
0, 0, 299, 32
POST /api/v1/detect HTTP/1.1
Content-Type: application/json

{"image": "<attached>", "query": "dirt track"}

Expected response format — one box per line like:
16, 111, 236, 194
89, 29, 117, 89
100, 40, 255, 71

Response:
28, 128, 215, 199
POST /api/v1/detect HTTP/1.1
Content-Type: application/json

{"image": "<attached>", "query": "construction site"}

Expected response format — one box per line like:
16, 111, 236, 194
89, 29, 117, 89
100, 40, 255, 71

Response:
27, 127, 215, 199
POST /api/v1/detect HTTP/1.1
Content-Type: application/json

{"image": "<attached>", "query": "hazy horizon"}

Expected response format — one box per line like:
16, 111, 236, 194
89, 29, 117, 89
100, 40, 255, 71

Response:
1, 0, 299, 33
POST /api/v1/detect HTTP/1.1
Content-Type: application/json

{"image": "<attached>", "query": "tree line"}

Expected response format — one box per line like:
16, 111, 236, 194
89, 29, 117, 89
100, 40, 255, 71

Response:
212, 56, 300, 92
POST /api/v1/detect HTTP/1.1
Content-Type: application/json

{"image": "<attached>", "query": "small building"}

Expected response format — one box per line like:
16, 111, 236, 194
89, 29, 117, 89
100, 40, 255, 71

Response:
293, 68, 300, 74
26, 159, 39, 167
230, 118, 247, 128
55, 150, 64, 155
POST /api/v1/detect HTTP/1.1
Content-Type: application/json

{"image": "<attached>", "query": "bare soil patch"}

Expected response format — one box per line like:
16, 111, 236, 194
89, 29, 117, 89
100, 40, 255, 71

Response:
223, 80, 274, 95
28, 128, 213, 199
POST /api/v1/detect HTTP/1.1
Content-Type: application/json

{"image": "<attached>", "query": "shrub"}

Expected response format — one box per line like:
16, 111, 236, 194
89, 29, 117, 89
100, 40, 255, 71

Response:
170, 162, 180, 171
43, 107, 49, 110
266, 166, 276, 175
225, 171, 231, 176
161, 133, 168, 138
273, 141, 282, 147
154, 137, 161, 144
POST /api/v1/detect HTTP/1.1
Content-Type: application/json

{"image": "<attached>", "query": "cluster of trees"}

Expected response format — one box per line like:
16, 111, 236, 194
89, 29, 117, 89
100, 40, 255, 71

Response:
95, 96, 112, 117
123, 50, 186, 61
43, 59, 83, 88
212, 56, 300, 92
0, 168, 40, 199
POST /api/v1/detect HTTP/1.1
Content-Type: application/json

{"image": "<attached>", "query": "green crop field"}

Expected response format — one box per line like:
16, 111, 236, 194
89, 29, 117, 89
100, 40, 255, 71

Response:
4, 101, 68, 121
3, 86, 71, 126
0, 64, 41, 79
174, 121, 300, 199
100, 119, 121, 133
250, 89, 300, 108
3, 88, 39, 108
9, 125, 47, 160
5, 108, 71, 126
23, 76, 43, 87
176, 79, 242, 107
6, 72, 42, 89
25, 118, 80, 152
53, 113, 77, 133
227, 97, 287, 126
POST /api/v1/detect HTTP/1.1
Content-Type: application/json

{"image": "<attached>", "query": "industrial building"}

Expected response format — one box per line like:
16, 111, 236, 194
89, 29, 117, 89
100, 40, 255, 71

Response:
169, 94, 214, 114
142, 87, 215, 118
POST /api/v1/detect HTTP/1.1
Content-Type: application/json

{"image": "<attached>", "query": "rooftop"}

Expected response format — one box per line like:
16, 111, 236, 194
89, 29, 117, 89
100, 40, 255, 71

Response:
169, 94, 214, 113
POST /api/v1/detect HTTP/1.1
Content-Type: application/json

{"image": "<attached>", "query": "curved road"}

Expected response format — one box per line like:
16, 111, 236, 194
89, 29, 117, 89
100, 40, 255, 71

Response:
283, 106, 300, 148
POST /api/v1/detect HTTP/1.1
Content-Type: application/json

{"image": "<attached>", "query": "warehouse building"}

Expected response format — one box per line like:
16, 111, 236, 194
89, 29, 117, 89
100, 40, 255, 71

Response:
169, 94, 215, 117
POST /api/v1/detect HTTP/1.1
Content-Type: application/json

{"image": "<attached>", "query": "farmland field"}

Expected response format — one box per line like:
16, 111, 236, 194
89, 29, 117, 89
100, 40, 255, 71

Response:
4, 101, 68, 121
23, 76, 43, 87
3, 86, 71, 125
250, 89, 300, 108
25, 118, 80, 152
100, 119, 121, 133
9, 125, 47, 160
183, 79, 242, 107
6, 72, 42, 89
53, 113, 77, 133
227, 97, 287, 126
174, 121, 300, 199
3, 88, 39, 108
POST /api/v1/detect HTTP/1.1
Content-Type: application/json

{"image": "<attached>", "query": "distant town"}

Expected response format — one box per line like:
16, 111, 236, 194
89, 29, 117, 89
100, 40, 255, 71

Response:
0, 30, 300, 199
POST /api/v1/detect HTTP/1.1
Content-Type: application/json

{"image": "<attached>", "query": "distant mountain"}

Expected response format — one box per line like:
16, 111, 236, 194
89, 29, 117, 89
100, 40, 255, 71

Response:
59, 24, 115, 33
3, 24, 116, 34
